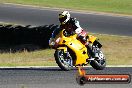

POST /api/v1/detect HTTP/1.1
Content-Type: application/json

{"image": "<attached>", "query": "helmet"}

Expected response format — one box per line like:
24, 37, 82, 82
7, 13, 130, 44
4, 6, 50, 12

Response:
59, 11, 70, 25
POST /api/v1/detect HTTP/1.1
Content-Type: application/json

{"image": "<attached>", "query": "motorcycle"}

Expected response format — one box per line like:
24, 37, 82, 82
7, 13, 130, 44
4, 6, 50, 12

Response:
49, 28, 106, 71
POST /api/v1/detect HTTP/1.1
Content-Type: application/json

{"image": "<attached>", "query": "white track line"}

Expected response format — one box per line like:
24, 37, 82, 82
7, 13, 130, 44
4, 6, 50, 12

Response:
0, 65, 132, 68
91, 33, 132, 38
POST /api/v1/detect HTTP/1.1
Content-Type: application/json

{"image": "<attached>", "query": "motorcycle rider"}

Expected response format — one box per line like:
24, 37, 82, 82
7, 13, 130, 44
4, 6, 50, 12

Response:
59, 11, 94, 57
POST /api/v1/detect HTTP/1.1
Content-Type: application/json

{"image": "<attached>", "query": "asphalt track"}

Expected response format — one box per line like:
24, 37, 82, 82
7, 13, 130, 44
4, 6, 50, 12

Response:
0, 3, 132, 88
0, 3, 132, 36
0, 67, 132, 88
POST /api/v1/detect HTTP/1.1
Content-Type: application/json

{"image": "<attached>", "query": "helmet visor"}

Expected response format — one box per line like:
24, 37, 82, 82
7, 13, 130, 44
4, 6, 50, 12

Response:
59, 15, 67, 23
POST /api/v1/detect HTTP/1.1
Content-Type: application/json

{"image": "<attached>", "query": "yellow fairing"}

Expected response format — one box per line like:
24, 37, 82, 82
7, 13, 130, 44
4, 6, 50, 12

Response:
67, 38, 88, 65
56, 30, 89, 66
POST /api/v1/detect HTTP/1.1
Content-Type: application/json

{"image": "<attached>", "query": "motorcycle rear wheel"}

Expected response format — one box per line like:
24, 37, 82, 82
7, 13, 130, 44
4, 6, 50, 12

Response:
90, 49, 106, 70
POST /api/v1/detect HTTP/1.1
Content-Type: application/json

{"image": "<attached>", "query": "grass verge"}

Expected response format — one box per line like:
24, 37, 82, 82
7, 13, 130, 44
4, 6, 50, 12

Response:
97, 34, 132, 65
0, 34, 132, 66
0, 49, 56, 66
0, 0, 132, 15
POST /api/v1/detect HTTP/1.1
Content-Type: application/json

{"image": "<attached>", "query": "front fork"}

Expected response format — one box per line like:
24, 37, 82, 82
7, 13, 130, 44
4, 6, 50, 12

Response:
64, 51, 73, 66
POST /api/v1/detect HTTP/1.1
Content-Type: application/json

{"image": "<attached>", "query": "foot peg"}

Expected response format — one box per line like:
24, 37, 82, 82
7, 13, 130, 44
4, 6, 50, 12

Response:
86, 58, 95, 62
88, 58, 95, 60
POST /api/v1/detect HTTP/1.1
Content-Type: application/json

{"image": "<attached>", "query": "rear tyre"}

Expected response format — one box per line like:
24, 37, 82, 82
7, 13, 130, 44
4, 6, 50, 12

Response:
54, 49, 73, 71
90, 49, 106, 70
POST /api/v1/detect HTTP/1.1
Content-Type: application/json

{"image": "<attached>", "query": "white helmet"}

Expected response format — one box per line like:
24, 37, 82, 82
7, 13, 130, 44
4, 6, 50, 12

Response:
59, 11, 70, 25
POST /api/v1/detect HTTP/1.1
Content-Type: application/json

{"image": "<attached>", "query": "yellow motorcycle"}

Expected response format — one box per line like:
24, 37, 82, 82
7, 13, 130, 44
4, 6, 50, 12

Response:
49, 28, 106, 71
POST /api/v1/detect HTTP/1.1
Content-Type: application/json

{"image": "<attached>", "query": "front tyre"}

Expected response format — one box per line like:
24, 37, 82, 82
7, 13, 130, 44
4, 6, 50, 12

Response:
90, 48, 106, 70
54, 49, 73, 71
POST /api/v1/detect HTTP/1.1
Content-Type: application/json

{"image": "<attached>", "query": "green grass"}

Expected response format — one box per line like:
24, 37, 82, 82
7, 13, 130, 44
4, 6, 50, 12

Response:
0, 34, 132, 66
1, 0, 132, 15
97, 34, 132, 65
0, 49, 56, 66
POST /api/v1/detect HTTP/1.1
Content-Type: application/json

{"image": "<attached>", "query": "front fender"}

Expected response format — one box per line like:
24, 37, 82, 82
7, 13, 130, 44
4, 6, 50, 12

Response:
57, 47, 67, 53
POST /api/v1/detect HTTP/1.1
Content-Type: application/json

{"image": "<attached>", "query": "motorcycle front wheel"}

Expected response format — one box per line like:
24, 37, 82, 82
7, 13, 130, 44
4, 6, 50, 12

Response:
54, 49, 73, 71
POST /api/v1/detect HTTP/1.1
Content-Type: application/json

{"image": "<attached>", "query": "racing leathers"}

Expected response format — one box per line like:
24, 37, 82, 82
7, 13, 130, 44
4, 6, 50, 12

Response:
60, 17, 95, 57
60, 17, 88, 44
